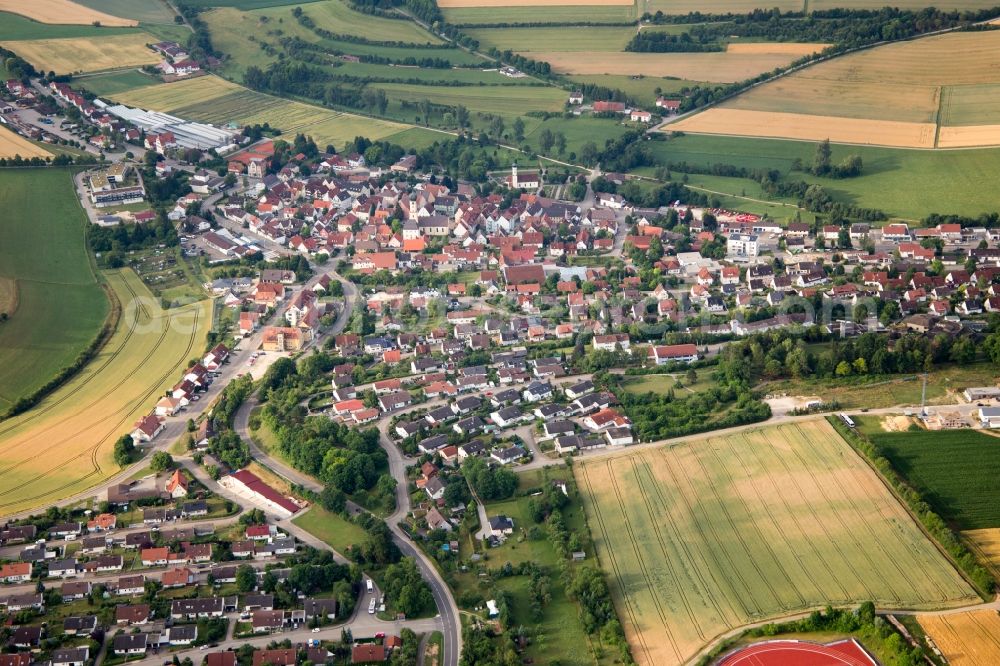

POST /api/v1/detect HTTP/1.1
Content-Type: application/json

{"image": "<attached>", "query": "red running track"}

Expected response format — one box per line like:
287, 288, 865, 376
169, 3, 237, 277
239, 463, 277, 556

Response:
717, 639, 879, 666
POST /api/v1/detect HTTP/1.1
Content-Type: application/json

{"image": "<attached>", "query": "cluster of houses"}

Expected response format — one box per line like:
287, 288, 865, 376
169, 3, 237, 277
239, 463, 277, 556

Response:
150, 41, 203, 78
130, 343, 231, 445
207, 268, 333, 351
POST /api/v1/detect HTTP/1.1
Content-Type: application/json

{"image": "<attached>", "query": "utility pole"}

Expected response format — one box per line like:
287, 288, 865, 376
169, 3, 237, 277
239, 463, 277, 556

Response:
921, 373, 928, 417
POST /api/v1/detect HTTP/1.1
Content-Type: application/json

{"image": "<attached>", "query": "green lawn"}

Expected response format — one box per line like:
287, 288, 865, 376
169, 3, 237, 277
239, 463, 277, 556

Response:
619, 372, 715, 395
0, 11, 141, 40
292, 505, 370, 557
870, 428, 1000, 531
384, 127, 455, 150
568, 74, 701, 106
757, 362, 999, 410
0, 169, 108, 411
375, 83, 566, 117
442, 5, 636, 24
523, 115, 632, 156
74, 0, 177, 23
464, 26, 637, 52
646, 133, 1000, 220
77, 70, 161, 96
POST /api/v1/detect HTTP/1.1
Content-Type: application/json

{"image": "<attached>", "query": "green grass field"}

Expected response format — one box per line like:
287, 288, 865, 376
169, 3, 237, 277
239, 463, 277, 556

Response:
0, 268, 211, 517
465, 25, 637, 52
442, 4, 636, 24
757, 363, 999, 410
568, 74, 699, 105
77, 69, 160, 96
870, 429, 1000, 531
375, 83, 566, 116
74, 0, 177, 23
577, 420, 978, 666
646, 134, 1000, 220
181, 0, 324, 7
0, 169, 108, 411
292, 505, 369, 556
0, 11, 141, 40
522, 115, 632, 156
940, 84, 1000, 126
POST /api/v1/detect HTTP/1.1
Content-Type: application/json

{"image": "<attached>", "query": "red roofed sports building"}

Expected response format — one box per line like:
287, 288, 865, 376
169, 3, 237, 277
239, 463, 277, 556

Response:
221, 470, 301, 518
649, 344, 699, 365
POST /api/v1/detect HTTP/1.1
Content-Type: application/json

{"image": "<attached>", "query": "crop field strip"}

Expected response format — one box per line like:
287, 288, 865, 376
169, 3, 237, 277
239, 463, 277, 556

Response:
1, 32, 160, 74
0, 270, 210, 516
576, 421, 978, 666
918, 611, 1000, 665
0, 0, 136, 26
531, 51, 807, 83
962, 528, 1000, 580
0, 125, 52, 159
0, 169, 107, 409
673, 30, 1000, 148
73, 0, 177, 24
110, 75, 408, 148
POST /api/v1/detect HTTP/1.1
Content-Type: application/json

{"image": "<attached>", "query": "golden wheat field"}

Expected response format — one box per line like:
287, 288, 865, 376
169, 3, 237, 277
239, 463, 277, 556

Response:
576, 420, 978, 666
438, 0, 632, 5
726, 42, 830, 55
961, 528, 1000, 579
668, 108, 937, 148
0, 0, 136, 26
682, 30, 1000, 147
1, 33, 159, 73
0, 270, 210, 517
531, 51, 797, 82
918, 612, 1000, 666
0, 125, 52, 159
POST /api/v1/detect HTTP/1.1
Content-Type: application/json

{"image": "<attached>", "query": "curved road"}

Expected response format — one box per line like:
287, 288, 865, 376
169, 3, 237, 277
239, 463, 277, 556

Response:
232, 270, 462, 666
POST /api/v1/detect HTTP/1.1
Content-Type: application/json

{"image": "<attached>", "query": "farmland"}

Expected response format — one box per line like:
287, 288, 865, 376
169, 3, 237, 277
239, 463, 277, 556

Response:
0, 269, 211, 518
374, 83, 566, 117
643, 134, 1000, 219
2, 32, 159, 74
464, 26, 637, 52
962, 528, 1000, 580
531, 51, 799, 82
917, 611, 1000, 665
0, 12, 141, 40
108, 75, 410, 149
674, 30, 1000, 148
438, 0, 632, 6
576, 420, 978, 666
0, 125, 52, 159
869, 428, 1000, 531
76, 69, 160, 96
0, 169, 107, 413
73, 0, 177, 24
0, 0, 136, 26
670, 108, 937, 148
442, 4, 636, 23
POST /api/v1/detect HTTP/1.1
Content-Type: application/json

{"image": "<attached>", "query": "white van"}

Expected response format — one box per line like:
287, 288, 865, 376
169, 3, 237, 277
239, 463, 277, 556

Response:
365, 578, 373, 594
368, 599, 376, 614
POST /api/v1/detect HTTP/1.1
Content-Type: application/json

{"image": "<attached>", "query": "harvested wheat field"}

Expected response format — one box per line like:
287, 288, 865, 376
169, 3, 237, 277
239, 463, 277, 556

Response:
575, 420, 978, 666
693, 30, 1000, 146
726, 42, 829, 55
532, 51, 796, 82
2, 33, 158, 74
962, 528, 1000, 579
0, 125, 51, 159
0, 0, 135, 26
918, 611, 1000, 665
0, 269, 210, 517
938, 125, 1000, 148
669, 108, 937, 148
439, 0, 632, 6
